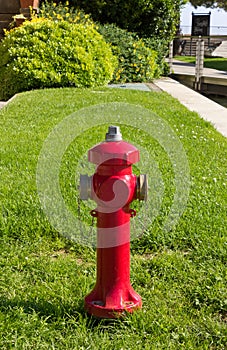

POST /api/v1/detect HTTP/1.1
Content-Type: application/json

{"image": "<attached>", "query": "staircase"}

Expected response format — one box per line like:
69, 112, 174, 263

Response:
0, 0, 39, 40
0, 14, 13, 39
180, 37, 222, 56
0, 0, 20, 39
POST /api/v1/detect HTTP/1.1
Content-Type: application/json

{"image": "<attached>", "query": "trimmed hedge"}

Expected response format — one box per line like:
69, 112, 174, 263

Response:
0, 18, 117, 100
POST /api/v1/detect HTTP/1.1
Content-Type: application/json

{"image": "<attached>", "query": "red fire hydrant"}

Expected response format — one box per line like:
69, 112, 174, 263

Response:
80, 126, 147, 318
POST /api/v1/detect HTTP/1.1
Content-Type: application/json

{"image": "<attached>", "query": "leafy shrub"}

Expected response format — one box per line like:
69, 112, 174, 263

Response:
38, 1, 177, 78
39, 3, 162, 82
144, 37, 170, 77
98, 24, 159, 83
0, 18, 117, 100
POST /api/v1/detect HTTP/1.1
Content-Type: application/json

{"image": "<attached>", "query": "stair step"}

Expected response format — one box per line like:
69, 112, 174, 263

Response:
0, 1, 20, 14
0, 12, 31, 37
0, 20, 11, 30
0, 14, 16, 21
178, 38, 220, 56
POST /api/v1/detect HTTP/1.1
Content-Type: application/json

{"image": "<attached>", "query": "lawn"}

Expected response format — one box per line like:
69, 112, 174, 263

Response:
174, 56, 227, 71
0, 87, 226, 349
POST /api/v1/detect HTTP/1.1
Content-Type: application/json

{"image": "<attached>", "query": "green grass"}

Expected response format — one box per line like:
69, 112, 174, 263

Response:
174, 56, 227, 71
1, 87, 227, 349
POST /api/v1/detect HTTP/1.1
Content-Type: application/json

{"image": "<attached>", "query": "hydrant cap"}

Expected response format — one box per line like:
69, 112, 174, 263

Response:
88, 126, 139, 165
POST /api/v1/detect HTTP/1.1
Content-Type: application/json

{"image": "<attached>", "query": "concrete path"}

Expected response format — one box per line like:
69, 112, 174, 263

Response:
212, 40, 227, 58
154, 77, 227, 137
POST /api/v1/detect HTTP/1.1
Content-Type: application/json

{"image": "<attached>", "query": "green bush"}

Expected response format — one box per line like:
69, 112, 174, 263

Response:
0, 18, 117, 100
144, 37, 170, 76
38, 3, 162, 82
98, 24, 159, 83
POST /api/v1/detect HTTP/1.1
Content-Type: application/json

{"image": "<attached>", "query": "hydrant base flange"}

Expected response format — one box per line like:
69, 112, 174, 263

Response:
84, 242, 142, 319
85, 296, 142, 319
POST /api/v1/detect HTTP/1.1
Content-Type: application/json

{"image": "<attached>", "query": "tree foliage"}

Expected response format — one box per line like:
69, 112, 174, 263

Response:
189, 1, 227, 10
49, 0, 185, 41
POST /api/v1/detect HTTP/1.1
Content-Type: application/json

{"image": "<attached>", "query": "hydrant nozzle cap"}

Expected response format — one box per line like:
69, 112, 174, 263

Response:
105, 125, 122, 142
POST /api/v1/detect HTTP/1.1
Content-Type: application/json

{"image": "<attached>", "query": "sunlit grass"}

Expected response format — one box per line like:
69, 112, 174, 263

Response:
0, 87, 226, 349
174, 55, 227, 71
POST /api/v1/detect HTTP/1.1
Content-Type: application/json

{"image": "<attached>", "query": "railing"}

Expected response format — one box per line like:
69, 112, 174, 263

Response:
172, 34, 227, 57
169, 37, 205, 92
180, 25, 227, 36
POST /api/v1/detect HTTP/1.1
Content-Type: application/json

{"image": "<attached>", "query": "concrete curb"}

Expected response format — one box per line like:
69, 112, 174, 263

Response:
154, 77, 227, 138
0, 94, 18, 110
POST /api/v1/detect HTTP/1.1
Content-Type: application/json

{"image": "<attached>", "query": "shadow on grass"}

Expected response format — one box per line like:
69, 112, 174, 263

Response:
0, 296, 86, 321
204, 59, 227, 72
0, 296, 128, 330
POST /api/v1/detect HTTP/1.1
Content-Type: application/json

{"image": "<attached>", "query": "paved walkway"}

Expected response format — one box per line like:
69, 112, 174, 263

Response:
154, 77, 227, 137
213, 40, 227, 58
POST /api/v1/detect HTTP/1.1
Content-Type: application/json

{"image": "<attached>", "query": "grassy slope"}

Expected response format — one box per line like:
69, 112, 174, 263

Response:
174, 56, 227, 71
0, 87, 226, 349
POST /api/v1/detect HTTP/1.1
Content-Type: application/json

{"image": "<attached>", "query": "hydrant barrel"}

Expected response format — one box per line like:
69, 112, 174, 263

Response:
80, 126, 147, 318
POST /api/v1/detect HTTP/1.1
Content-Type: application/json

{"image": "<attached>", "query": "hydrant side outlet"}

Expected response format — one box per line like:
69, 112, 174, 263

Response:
80, 126, 147, 319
